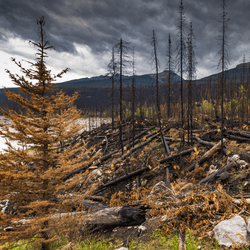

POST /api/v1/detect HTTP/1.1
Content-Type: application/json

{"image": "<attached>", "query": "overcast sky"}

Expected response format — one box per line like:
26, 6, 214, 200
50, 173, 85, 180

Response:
0, 0, 249, 88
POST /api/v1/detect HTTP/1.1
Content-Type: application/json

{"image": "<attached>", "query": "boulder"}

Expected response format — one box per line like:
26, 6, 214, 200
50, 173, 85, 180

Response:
214, 215, 250, 247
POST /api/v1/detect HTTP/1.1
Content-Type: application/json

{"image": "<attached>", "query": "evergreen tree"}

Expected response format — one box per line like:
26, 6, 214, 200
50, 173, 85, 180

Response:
0, 17, 95, 249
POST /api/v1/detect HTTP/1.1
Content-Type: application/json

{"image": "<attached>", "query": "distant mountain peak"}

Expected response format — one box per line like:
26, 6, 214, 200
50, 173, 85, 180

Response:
236, 62, 250, 68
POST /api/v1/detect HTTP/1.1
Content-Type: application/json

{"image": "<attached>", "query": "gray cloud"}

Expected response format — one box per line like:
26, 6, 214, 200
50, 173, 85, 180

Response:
0, 0, 249, 85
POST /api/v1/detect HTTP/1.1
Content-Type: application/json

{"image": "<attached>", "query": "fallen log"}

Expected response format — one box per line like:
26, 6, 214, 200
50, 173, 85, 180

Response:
186, 139, 227, 172
96, 165, 150, 193
63, 128, 161, 181
227, 130, 250, 139
8, 204, 151, 230
159, 148, 194, 164
226, 134, 250, 143
193, 136, 229, 155
126, 126, 156, 149
113, 132, 162, 170
122, 128, 158, 151
164, 137, 189, 143
112, 128, 170, 170
199, 161, 236, 185
84, 204, 151, 226
63, 149, 119, 181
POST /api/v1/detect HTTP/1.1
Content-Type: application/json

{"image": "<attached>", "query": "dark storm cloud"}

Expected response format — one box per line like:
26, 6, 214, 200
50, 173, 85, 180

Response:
0, 0, 250, 79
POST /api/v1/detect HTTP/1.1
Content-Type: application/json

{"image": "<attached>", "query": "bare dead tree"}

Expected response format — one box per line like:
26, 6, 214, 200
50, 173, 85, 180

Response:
176, 0, 187, 143
187, 22, 197, 144
242, 54, 246, 123
139, 85, 143, 131
131, 47, 136, 148
114, 39, 130, 155
107, 46, 118, 131
217, 0, 230, 156
166, 33, 174, 119
151, 30, 169, 155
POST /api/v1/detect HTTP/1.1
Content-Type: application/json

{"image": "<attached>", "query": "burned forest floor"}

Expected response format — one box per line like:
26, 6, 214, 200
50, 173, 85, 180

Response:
51, 115, 250, 249
3, 116, 250, 249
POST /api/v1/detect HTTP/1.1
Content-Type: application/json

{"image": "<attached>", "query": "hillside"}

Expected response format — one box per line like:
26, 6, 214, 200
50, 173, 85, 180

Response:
195, 62, 250, 84
0, 63, 249, 112
56, 70, 180, 89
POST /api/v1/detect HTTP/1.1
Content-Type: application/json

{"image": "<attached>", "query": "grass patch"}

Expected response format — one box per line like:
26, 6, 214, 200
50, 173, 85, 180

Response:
1, 236, 122, 250
0, 227, 235, 249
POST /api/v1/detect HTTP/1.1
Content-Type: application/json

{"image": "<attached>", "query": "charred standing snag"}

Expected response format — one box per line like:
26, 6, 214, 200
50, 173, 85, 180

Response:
217, 0, 230, 156
107, 46, 118, 131
114, 38, 130, 155
151, 30, 169, 156
187, 22, 197, 144
176, 0, 187, 143
166, 33, 174, 119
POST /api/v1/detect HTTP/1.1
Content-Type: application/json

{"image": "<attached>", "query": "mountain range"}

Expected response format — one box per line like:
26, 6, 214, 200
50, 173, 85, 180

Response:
0, 62, 249, 111
56, 70, 181, 89
55, 62, 250, 89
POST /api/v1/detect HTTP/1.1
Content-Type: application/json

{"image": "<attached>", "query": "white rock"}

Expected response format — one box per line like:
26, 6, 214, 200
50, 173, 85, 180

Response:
227, 154, 240, 163
138, 225, 146, 231
214, 215, 250, 247
161, 215, 167, 222
207, 231, 213, 237
114, 248, 128, 250
227, 154, 247, 168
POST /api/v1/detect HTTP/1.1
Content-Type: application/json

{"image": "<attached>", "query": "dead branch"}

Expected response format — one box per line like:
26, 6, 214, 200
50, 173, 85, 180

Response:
63, 149, 119, 181
159, 148, 194, 164
193, 135, 229, 155
227, 130, 250, 139
113, 131, 163, 170
226, 134, 250, 143
186, 138, 227, 172
199, 161, 236, 185
95, 165, 151, 193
